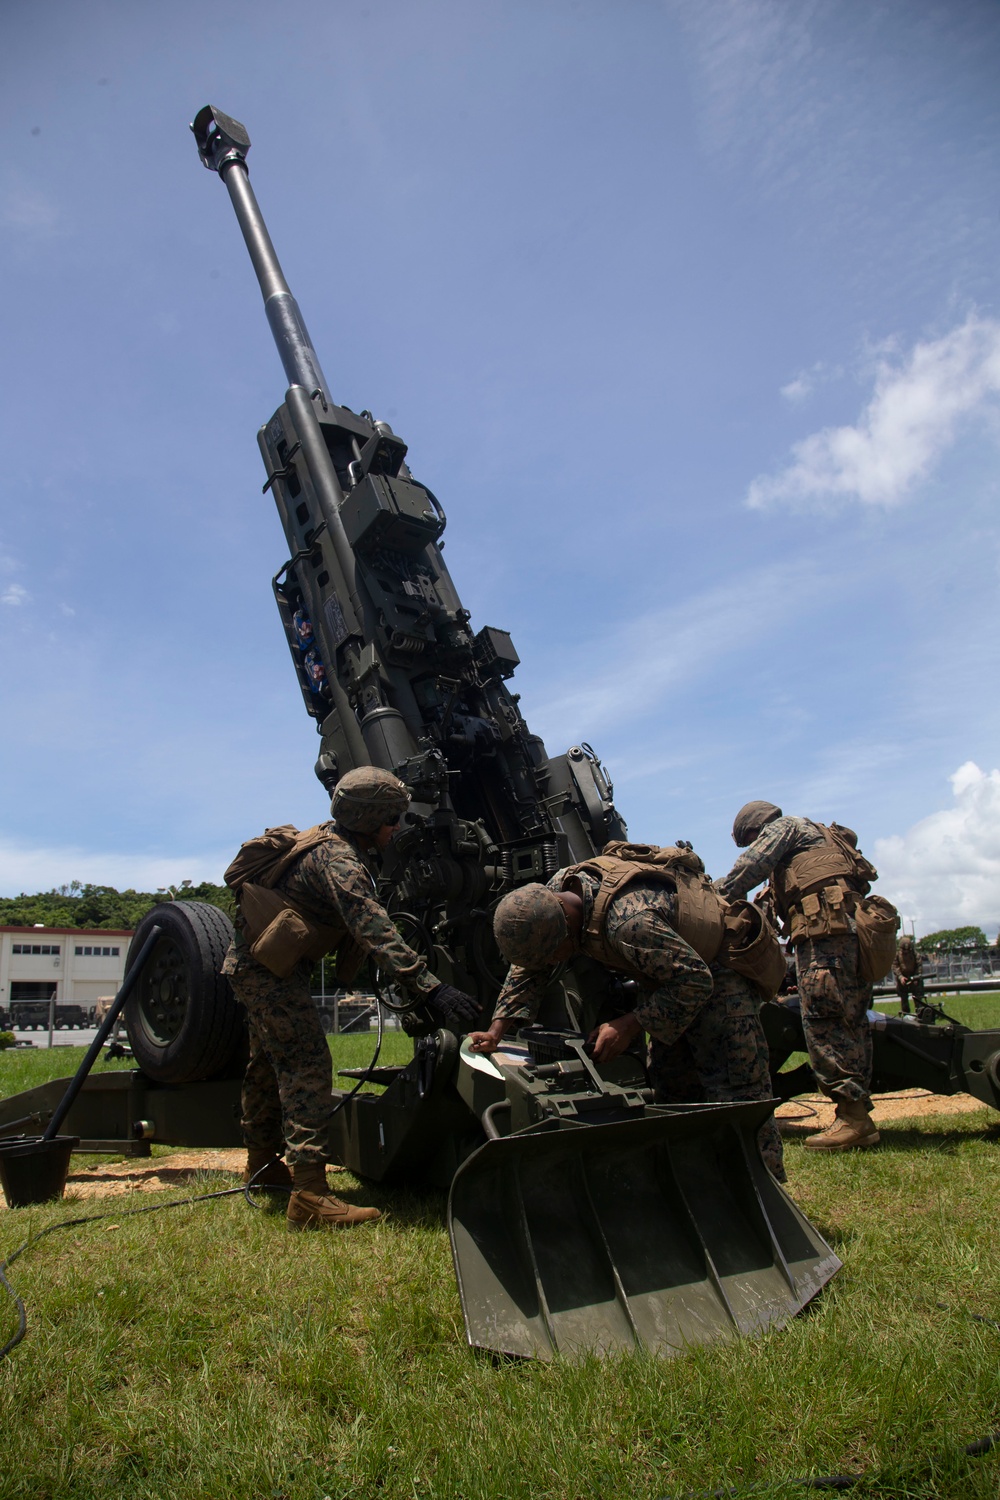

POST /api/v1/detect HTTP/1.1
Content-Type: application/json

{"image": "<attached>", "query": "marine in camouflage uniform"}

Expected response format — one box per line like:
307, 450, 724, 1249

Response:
222, 767, 479, 1228
473, 862, 785, 1181
223, 834, 440, 1165
892, 936, 924, 1015
647, 960, 781, 1173
715, 801, 878, 1151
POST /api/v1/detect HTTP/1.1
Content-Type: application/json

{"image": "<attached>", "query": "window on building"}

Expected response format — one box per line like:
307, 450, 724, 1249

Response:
12, 943, 60, 955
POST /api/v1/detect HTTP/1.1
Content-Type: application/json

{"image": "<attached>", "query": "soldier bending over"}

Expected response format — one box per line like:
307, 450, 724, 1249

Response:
222, 768, 479, 1229
468, 845, 785, 1181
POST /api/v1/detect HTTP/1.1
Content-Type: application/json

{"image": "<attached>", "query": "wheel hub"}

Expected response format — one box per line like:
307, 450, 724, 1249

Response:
135, 937, 189, 1044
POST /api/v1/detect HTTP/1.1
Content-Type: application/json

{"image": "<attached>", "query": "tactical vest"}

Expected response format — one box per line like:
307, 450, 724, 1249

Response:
895, 944, 920, 977
567, 843, 728, 980
771, 822, 878, 945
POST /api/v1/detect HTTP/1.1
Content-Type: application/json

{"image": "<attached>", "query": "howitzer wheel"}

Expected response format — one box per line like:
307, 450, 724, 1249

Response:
124, 902, 247, 1083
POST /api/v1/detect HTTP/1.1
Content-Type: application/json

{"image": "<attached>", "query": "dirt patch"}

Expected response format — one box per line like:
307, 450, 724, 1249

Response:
0, 1148, 348, 1209
65, 1148, 247, 1201
776, 1088, 992, 1133
2, 1093, 993, 1210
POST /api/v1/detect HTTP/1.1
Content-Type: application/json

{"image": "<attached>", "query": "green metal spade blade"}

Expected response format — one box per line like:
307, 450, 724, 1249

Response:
448, 1100, 840, 1361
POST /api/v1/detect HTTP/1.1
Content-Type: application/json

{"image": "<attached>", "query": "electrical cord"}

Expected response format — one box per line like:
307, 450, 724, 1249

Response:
242, 988, 386, 1209
4, 991, 391, 1355
1, 1181, 246, 1362
778, 1089, 937, 1123
658, 1303, 999, 1497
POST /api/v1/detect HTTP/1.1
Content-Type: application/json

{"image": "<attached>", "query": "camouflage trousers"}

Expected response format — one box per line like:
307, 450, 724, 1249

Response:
648, 963, 785, 1182
221, 942, 332, 1165
794, 933, 873, 1109
895, 975, 924, 1013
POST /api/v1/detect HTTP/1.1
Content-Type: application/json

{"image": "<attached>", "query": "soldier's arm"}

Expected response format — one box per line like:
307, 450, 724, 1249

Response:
468, 967, 550, 1053
713, 816, 808, 901
493, 965, 551, 1024
320, 852, 439, 997
604, 895, 713, 1049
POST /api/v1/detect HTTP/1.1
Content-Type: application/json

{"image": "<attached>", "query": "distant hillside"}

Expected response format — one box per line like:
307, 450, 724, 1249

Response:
0, 881, 236, 930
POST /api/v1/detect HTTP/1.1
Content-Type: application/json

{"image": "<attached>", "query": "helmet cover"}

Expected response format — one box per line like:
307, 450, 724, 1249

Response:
493, 884, 568, 968
732, 801, 782, 847
331, 766, 411, 834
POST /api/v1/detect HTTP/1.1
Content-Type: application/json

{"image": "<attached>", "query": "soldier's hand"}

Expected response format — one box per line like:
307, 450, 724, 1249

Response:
588, 1013, 643, 1064
468, 1029, 500, 1054
426, 983, 481, 1027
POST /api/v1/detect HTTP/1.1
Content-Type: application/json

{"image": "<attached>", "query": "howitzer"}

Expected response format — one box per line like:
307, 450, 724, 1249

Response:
188, 105, 624, 1010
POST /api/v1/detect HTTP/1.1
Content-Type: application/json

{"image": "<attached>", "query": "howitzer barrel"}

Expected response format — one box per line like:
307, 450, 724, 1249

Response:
190, 106, 332, 403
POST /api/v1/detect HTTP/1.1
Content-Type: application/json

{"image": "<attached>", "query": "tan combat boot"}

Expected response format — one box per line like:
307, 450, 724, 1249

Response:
804, 1100, 880, 1152
286, 1161, 381, 1229
243, 1149, 294, 1190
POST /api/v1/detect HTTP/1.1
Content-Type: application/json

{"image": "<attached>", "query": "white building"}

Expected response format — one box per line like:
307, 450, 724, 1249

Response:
0, 925, 132, 1016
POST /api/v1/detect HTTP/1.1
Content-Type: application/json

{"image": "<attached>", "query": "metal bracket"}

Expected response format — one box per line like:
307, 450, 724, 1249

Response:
261, 441, 302, 492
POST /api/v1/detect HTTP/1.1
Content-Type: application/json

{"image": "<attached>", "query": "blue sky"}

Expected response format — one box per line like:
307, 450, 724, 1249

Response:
2, 0, 999, 935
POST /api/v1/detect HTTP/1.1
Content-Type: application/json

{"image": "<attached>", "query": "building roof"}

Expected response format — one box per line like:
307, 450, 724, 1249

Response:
1, 925, 134, 938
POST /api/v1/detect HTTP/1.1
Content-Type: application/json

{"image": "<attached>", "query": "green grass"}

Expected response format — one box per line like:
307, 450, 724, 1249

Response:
0, 1030, 416, 1101
778, 991, 1000, 1077
873, 990, 1000, 1028
1, 1038, 998, 1497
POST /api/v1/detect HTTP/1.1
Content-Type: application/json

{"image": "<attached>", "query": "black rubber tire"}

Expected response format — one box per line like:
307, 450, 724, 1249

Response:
123, 901, 246, 1084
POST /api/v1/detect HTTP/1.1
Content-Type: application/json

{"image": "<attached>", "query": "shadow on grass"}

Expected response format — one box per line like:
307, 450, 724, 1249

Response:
235, 1173, 449, 1230
874, 1121, 1000, 1154
348, 1181, 448, 1229
781, 1117, 999, 1151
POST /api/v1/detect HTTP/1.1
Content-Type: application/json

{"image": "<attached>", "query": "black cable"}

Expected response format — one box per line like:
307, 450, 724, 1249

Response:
658, 1302, 999, 1498
776, 1102, 820, 1121
329, 984, 384, 1119
5, 988, 393, 1354
661, 1431, 1000, 1497
242, 988, 386, 1209
1, 1181, 246, 1362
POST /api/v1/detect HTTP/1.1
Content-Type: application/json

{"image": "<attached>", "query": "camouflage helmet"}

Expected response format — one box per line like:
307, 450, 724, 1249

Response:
493, 884, 568, 968
732, 800, 782, 847
330, 766, 410, 835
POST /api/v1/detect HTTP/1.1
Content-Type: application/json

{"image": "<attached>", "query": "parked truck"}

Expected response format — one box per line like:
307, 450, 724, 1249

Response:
8, 1001, 91, 1031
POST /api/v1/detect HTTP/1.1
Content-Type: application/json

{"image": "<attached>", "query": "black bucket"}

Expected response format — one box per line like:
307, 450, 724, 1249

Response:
0, 1135, 79, 1208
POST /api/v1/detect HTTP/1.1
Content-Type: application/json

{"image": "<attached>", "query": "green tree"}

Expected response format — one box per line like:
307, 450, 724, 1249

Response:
917, 925, 988, 952
0, 880, 235, 930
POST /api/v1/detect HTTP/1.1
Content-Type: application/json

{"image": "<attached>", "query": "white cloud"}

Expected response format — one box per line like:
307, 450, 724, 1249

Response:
522, 561, 824, 746
874, 762, 1000, 937
779, 362, 841, 405
780, 375, 813, 404
0, 177, 59, 234
521, 561, 833, 756
0, 840, 231, 898
2, 583, 29, 607
672, 0, 817, 180
749, 315, 1000, 510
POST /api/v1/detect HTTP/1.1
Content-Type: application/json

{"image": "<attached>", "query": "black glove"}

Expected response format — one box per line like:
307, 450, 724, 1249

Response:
426, 983, 481, 1026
